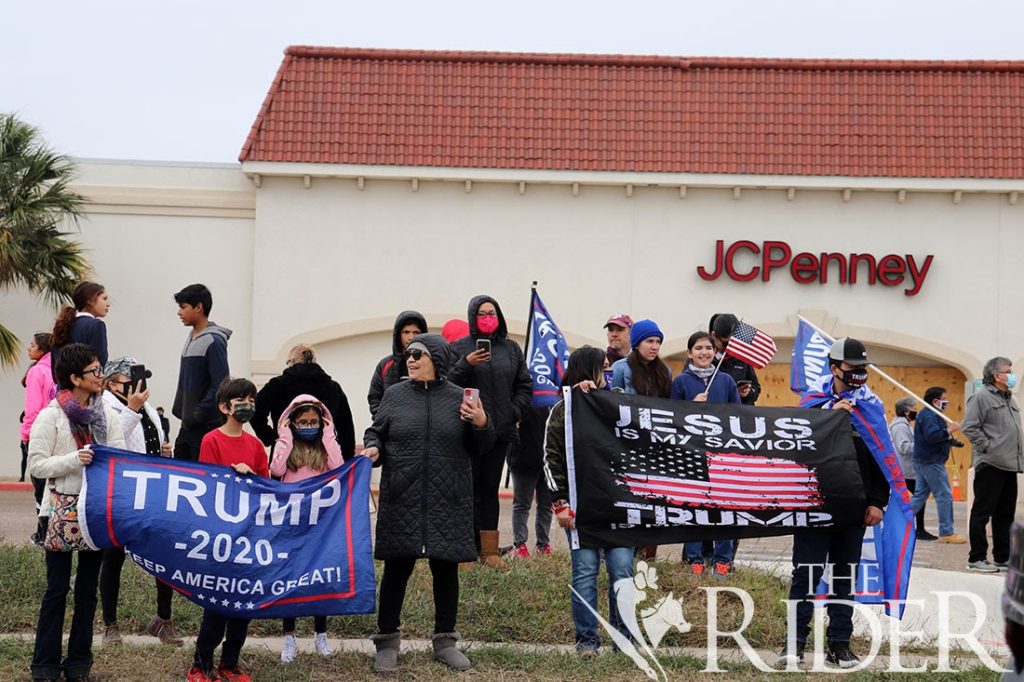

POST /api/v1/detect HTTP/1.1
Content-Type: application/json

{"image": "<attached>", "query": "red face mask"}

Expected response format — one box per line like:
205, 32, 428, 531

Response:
477, 315, 499, 335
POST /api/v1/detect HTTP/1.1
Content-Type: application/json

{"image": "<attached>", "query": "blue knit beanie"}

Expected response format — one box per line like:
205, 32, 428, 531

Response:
629, 319, 664, 349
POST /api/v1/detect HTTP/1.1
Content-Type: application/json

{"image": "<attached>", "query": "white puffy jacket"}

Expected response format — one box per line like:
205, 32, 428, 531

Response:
102, 391, 164, 454
27, 398, 126, 496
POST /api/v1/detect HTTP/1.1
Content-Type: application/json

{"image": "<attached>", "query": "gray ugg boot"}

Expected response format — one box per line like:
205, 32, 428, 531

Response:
370, 632, 401, 675
431, 631, 471, 671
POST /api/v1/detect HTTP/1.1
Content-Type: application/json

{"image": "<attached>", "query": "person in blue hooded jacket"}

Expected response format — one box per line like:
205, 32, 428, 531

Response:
670, 331, 740, 576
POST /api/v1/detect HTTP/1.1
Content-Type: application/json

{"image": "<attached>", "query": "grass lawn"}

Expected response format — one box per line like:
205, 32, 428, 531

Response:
0, 544, 792, 645
0, 544, 1003, 679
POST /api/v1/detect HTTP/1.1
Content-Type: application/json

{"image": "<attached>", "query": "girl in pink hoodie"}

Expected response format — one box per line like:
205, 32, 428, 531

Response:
21, 333, 54, 543
269, 394, 343, 663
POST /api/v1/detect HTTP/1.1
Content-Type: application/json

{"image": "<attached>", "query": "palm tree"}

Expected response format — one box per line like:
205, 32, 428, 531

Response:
0, 113, 89, 367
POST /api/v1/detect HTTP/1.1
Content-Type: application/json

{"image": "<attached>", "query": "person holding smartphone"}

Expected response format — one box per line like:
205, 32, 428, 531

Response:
363, 334, 494, 673
98, 357, 181, 647
447, 295, 533, 570
709, 313, 761, 405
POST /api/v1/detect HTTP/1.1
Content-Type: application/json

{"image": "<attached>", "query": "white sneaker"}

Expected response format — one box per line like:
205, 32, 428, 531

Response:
281, 634, 297, 663
966, 560, 1000, 573
315, 632, 334, 656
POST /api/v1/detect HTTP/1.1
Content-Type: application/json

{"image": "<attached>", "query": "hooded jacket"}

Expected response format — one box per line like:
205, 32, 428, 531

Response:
447, 296, 533, 443
172, 322, 231, 429
368, 311, 428, 417
509, 404, 551, 472
670, 364, 741, 404
21, 353, 54, 443
269, 393, 344, 482
102, 390, 164, 455
253, 361, 356, 459
363, 333, 496, 562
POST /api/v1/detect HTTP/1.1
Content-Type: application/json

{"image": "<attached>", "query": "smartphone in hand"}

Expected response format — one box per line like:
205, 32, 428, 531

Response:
476, 339, 491, 356
130, 364, 149, 393
463, 388, 480, 406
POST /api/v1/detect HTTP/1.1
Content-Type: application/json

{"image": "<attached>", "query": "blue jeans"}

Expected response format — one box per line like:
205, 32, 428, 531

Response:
684, 540, 735, 565
910, 458, 954, 537
569, 543, 634, 650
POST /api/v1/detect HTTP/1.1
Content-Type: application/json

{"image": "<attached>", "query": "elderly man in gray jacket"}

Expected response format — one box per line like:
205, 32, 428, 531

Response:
962, 356, 1024, 572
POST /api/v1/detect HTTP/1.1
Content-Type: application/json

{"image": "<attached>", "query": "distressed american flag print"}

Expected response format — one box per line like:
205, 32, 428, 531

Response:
613, 444, 823, 510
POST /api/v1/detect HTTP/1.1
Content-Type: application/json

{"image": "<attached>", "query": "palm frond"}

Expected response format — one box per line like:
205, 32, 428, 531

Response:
0, 112, 91, 367
0, 323, 20, 369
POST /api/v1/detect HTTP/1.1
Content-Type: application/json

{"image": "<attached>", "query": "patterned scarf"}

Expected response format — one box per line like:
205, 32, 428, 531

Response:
687, 363, 715, 380
56, 390, 108, 449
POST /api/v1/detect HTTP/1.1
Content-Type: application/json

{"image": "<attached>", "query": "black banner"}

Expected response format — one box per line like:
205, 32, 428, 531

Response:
567, 390, 865, 547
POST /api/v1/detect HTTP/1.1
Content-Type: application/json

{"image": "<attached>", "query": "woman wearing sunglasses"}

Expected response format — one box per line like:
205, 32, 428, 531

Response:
27, 343, 125, 682
362, 333, 494, 674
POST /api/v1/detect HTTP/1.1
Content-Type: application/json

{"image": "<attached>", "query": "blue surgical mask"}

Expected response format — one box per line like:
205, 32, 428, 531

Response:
294, 427, 319, 442
1006, 373, 1019, 390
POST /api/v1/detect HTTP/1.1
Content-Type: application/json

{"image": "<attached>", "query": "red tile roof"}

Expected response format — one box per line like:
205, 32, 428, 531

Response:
240, 46, 1024, 179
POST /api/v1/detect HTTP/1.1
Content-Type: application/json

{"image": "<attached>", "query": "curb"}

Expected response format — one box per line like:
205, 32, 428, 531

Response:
0, 633, 990, 671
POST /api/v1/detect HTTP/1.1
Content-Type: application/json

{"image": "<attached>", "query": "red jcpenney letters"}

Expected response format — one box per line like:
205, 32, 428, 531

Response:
697, 240, 934, 297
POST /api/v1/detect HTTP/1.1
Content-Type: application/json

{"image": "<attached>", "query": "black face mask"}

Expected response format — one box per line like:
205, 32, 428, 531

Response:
839, 368, 869, 388
907, 410, 918, 421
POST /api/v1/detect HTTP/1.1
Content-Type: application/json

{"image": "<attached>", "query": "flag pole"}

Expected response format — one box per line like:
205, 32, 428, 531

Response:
796, 314, 954, 426
506, 282, 539, 490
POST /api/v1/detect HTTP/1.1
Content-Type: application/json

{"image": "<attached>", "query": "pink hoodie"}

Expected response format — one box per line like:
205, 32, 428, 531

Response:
21, 353, 55, 442
269, 393, 343, 482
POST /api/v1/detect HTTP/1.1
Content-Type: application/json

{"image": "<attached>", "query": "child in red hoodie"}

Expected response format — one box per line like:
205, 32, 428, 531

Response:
187, 378, 268, 682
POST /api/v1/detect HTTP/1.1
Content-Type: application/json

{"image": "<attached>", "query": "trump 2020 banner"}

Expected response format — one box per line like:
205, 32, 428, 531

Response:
80, 445, 375, 618
790, 317, 833, 394
564, 389, 867, 548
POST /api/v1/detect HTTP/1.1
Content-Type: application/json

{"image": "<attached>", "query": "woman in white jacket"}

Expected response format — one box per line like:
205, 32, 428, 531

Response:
27, 343, 125, 682
97, 356, 183, 647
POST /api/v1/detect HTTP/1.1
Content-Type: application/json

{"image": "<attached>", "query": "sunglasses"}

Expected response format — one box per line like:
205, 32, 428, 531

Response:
405, 348, 429, 361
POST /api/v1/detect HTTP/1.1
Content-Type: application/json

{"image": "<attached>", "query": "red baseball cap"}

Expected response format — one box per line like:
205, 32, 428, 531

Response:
604, 314, 634, 329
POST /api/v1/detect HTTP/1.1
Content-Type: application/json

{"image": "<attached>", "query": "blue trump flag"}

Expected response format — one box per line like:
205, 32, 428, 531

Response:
526, 290, 570, 407
80, 445, 375, 618
801, 375, 916, 618
790, 318, 833, 393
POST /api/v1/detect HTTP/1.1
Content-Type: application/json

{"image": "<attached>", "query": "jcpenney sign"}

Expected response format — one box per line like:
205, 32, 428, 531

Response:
697, 240, 934, 296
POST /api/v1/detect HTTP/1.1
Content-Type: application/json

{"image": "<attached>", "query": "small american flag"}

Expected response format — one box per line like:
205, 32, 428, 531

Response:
725, 321, 777, 369
614, 444, 822, 510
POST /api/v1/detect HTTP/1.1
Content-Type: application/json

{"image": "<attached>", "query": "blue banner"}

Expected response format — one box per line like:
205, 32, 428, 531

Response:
80, 445, 376, 618
801, 376, 916, 618
790, 319, 833, 394
527, 291, 570, 407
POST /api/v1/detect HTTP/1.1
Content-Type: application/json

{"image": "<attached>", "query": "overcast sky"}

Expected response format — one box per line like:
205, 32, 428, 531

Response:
3, 0, 1022, 164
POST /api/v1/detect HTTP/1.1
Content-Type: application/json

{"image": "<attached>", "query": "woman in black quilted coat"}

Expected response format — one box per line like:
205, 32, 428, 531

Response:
362, 333, 494, 674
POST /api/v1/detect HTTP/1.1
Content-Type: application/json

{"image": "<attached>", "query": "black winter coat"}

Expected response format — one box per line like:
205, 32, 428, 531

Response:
447, 295, 532, 443
252, 363, 356, 459
715, 353, 762, 405
368, 310, 428, 417
509, 404, 550, 473
364, 334, 496, 562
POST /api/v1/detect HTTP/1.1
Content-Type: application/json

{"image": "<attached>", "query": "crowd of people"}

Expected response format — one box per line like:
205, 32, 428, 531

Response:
16, 280, 1023, 680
